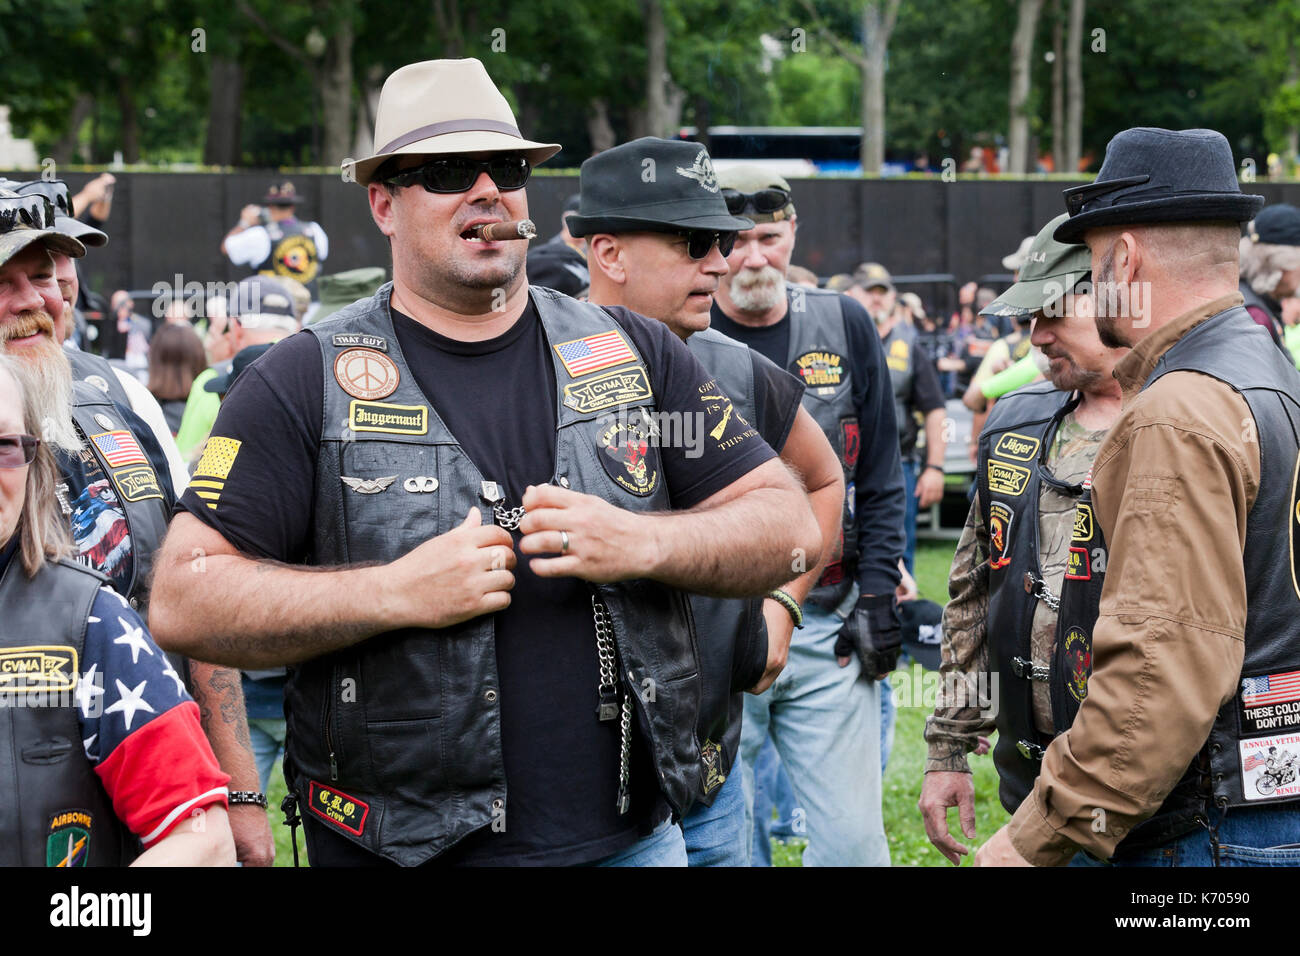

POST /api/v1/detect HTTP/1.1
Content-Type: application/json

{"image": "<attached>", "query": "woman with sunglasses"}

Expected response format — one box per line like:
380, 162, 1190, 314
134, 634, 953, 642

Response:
0, 355, 235, 866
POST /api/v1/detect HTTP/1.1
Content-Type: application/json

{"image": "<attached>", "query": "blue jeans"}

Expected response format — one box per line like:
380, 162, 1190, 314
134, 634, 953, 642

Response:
595, 817, 688, 867
879, 676, 896, 774
750, 736, 801, 866
739, 598, 889, 866
248, 718, 286, 794
901, 457, 918, 574
681, 759, 749, 866
1069, 804, 1300, 867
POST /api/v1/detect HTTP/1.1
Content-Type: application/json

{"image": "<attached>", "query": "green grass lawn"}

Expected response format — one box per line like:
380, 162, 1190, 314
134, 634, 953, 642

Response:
262, 538, 1007, 867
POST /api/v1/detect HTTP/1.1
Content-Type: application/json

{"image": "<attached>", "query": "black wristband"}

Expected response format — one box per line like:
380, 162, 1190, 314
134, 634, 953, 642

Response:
924, 463, 945, 475
228, 790, 268, 808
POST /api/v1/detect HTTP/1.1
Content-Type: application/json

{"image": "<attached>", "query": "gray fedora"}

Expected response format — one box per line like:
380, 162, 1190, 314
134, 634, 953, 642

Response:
567, 137, 754, 237
1055, 127, 1264, 243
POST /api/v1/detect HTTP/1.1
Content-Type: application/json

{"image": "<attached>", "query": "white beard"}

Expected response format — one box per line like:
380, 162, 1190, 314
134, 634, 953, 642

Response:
727, 265, 786, 313
0, 324, 82, 455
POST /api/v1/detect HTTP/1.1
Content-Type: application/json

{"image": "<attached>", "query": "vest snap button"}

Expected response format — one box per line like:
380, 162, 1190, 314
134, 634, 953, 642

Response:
484, 688, 498, 703
129, 597, 138, 610
558, 476, 570, 488
492, 798, 504, 810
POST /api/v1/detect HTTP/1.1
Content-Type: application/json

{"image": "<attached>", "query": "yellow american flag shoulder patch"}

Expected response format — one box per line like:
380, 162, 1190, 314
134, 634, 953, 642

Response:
192, 437, 242, 510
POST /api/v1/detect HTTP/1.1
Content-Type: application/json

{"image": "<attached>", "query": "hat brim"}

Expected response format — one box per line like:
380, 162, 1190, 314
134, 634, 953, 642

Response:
983, 269, 1089, 317
261, 195, 304, 206
567, 211, 754, 238
0, 228, 86, 265
55, 216, 107, 247
347, 130, 562, 186
1054, 193, 1265, 243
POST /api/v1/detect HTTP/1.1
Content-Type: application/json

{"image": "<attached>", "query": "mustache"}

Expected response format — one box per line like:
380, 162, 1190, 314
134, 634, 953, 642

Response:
0, 309, 55, 344
732, 266, 781, 287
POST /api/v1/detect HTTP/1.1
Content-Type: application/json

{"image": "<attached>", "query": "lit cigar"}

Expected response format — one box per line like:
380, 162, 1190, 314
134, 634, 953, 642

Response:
469, 219, 537, 241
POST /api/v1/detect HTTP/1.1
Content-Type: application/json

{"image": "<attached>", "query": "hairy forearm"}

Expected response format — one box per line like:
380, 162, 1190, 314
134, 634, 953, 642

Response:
777, 477, 841, 605
190, 661, 257, 786
644, 482, 819, 599
151, 550, 389, 668
924, 408, 947, 467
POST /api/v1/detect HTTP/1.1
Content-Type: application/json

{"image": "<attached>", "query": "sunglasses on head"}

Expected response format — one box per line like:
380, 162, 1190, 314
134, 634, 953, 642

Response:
383, 155, 532, 194
675, 230, 737, 259
721, 187, 791, 217
0, 434, 39, 469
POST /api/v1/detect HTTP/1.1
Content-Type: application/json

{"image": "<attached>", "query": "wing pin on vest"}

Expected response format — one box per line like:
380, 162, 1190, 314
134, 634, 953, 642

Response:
340, 475, 397, 495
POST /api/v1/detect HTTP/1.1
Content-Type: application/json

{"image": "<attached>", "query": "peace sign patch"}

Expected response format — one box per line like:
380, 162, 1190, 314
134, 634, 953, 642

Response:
333, 348, 400, 401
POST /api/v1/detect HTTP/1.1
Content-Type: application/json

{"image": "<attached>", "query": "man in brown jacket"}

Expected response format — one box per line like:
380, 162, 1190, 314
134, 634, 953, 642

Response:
976, 127, 1300, 867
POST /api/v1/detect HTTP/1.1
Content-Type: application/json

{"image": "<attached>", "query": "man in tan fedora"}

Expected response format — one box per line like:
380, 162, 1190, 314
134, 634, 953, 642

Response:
151, 58, 820, 867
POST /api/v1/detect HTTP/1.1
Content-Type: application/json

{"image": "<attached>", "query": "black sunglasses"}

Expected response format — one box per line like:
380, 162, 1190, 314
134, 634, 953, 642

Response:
383, 155, 531, 194
0, 434, 39, 469
676, 230, 737, 260
722, 187, 791, 217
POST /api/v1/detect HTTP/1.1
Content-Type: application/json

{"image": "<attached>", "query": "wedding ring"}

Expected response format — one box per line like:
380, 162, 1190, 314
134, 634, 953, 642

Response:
560, 530, 570, 554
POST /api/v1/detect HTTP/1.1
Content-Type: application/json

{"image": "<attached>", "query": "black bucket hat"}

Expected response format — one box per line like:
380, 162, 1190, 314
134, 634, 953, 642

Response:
567, 137, 753, 237
1055, 127, 1264, 244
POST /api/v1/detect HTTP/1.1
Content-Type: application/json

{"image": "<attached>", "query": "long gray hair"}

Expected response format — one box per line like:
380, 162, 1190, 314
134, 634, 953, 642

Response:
0, 354, 72, 576
1239, 234, 1300, 297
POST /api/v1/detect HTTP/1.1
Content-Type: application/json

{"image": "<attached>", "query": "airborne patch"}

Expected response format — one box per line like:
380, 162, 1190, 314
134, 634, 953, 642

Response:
993, 432, 1040, 462
308, 781, 370, 836
987, 459, 1031, 496
562, 366, 653, 414
110, 465, 162, 503
0, 645, 78, 693
988, 502, 1014, 570
1072, 504, 1094, 543
348, 400, 429, 435
47, 810, 93, 867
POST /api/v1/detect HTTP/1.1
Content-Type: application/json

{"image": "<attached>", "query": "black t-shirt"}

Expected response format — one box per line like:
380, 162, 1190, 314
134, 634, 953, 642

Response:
902, 345, 946, 458
179, 298, 774, 865
710, 293, 905, 596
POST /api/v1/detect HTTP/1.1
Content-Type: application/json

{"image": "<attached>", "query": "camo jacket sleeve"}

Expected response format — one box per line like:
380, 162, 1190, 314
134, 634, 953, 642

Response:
923, 490, 997, 773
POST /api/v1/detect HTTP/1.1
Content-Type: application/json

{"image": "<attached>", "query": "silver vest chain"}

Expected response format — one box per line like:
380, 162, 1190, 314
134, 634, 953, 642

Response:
593, 594, 633, 815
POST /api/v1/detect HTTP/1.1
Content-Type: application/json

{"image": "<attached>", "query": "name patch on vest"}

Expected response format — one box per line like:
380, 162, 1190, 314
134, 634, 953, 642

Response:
1063, 626, 1091, 702
332, 333, 388, 352
988, 502, 1014, 570
791, 350, 845, 391
110, 465, 162, 503
308, 781, 370, 835
348, 400, 429, 435
1064, 546, 1091, 581
563, 366, 653, 414
987, 459, 1030, 497
0, 645, 78, 693
47, 810, 93, 867
334, 348, 400, 401
993, 432, 1040, 462
598, 409, 659, 496
1072, 503, 1094, 543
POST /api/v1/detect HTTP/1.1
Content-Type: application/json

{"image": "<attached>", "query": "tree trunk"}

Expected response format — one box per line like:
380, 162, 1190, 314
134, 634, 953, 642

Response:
586, 99, 616, 154
431, 0, 464, 57
1008, 0, 1044, 174
641, 0, 668, 138
1065, 0, 1085, 172
204, 56, 244, 166
1288, 40, 1299, 164
354, 65, 384, 161
116, 76, 140, 164
319, 17, 355, 167
693, 94, 711, 152
51, 93, 94, 166
1050, 0, 1065, 173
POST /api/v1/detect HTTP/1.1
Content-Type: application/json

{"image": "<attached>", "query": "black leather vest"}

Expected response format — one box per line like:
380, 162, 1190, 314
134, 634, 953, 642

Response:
289, 284, 702, 865
685, 327, 763, 804
881, 321, 917, 449
256, 218, 321, 293
1238, 280, 1290, 359
68, 381, 170, 614
67, 349, 133, 410
976, 381, 1077, 813
0, 555, 138, 866
785, 285, 860, 611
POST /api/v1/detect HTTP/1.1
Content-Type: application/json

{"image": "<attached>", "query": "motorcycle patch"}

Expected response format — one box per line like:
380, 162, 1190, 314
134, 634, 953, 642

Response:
839, 418, 861, 469
1239, 734, 1300, 801
1240, 669, 1300, 736
1063, 626, 1092, 702
987, 459, 1031, 497
308, 781, 370, 836
47, 810, 93, 867
988, 502, 1014, 570
597, 409, 659, 497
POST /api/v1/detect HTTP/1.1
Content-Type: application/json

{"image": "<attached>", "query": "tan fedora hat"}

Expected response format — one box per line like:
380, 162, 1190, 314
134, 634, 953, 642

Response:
345, 58, 561, 186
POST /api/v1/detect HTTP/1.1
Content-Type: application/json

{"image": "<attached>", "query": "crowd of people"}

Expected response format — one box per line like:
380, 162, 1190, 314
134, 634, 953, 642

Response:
2, 57, 1299, 869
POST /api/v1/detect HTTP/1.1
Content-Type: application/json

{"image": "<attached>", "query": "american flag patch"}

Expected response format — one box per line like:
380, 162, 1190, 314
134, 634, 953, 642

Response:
553, 331, 637, 378
1243, 752, 1266, 771
1242, 670, 1300, 708
90, 431, 147, 468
